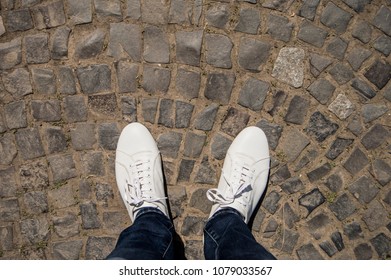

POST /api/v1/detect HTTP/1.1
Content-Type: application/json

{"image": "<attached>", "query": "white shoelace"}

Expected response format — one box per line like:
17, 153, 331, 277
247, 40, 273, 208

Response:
123, 160, 166, 207
206, 162, 254, 207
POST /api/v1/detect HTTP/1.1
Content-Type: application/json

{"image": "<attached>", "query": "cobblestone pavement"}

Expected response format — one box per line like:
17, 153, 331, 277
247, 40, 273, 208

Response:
0, 0, 390, 260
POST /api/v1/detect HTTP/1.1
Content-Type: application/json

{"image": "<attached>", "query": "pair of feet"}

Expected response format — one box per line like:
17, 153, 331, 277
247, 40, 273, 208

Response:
115, 123, 270, 224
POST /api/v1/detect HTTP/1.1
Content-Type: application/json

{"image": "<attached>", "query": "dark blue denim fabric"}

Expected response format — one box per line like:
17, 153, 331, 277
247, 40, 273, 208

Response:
106, 207, 276, 260
204, 208, 276, 260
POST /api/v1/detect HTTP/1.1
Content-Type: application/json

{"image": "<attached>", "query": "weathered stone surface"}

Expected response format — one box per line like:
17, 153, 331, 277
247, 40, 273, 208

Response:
176, 30, 203, 66
4, 101, 27, 129
235, 8, 260, 34
157, 132, 182, 159
178, 159, 195, 182
31, 100, 61, 122
169, 0, 192, 25
309, 53, 332, 77
80, 201, 101, 229
331, 231, 345, 251
67, 0, 92, 25
189, 189, 213, 214
299, 188, 326, 215
2, 68, 32, 99
23, 191, 48, 215
176, 101, 194, 129
19, 160, 49, 190
75, 29, 105, 59
352, 21, 372, 43
0, 225, 14, 251
263, 218, 278, 238
0, 199, 20, 222
362, 104, 388, 123
267, 14, 293, 42
342, 0, 371, 13
329, 63, 354, 85
121, 96, 137, 123
45, 126, 67, 154
281, 177, 304, 194
107, 23, 141, 61
0, 38, 22, 70
270, 164, 291, 185
176, 68, 201, 100
205, 34, 233, 69
0, 167, 17, 198
262, 191, 281, 214
158, 99, 174, 128
294, 149, 318, 172
306, 213, 331, 240
64, 95, 88, 122
307, 79, 335, 105
238, 78, 269, 111
328, 94, 355, 120
205, 3, 229, 29
373, 35, 391, 56
71, 123, 96, 151
20, 216, 49, 244
98, 123, 120, 150
103, 211, 129, 235
326, 137, 354, 160
273, 229, 299, 254
329, 193, 356, 221
142, 98, 158, 124
5, 8, 33, 32
283, 203, 299, 229
0, 16, 4, 37
53, 240, 83, 260
285, 96, 309, 124
181, 216, 205, 236
31, 68, 57, 95
349, 176, 379, 204
256, 119, 282, 151
326, 37, 348, 60
373, 6, 391, 36
48, 154, 77, 183
184, 132, 206, 158
52, 212, 80, 238
272, 47, 305, 88
15, 128, 45, 160
211, 133, 232, 160
194, 104, 219, 131
77, 64, 111, 94
372, 159, 391, 186
221, 107, 250, 137
320, 2, 352, 34
344, 148, 369, 175
307, 163, 332, 182
32, 1, 66, 29
364, 60, 391, 90
58, 67, 76, 95
142, 65, 171, 94
354, 243, 373, 260
263, 0, 294, 11
344, 222, 364, 240
144, 26, 170, 64
297, 243, 324, 260
361, 124, 390, 150
306, 112, 339, 142
348, 115, 363, 136
370, 233, 391, 259
115, 61, 138, 94
25, 33, 50, 64
85, 236, 116, 260
50, 26, 71, 60
88, 93, 117, 116
238, 37, 271, 72
298, 0, 320, 21
320, 240, 338, 257
279, 128, 310, 162
204, 72, 235, 105
325, 173, 343, 193
94, 0, 121, 19
195, 157, 217, 185
141, 0, 169, 25
95, 183, 114, 205
346, 47, 372, 71
298, 21, 328, 48
362, 200, 389, 231
351, 78, 376, 100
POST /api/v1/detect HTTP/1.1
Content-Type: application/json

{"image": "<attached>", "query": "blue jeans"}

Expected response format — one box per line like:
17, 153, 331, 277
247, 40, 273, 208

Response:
106, 207, 276, 260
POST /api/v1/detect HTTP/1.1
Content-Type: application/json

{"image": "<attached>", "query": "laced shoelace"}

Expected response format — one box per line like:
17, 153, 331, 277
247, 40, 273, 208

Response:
123, 160, 166, 207
206, 161, 254, 207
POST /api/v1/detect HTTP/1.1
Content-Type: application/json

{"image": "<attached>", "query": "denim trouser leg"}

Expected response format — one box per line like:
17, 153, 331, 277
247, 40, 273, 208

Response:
106, 208, 177, 260
204, 208, 276, 260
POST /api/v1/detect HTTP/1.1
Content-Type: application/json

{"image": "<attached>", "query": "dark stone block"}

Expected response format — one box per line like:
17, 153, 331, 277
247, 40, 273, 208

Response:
361, 124, 390, 150
15, 128, 45, 160
354, 243, 373, 260
343, 148, 369, 175
189, 189, 213, 214
176, 30, 203, 66
178, 159, 195, 182
362, 104, 388, 123
307, 163, 332, 182
204, 72, 235, 105
169, 0, 192, 25
142, 65, 171, 94
64, 95, 88, 123
48, 154, 77, 183
176, 69, 201, 100
298, 20, 328, 47
53, 240, 83, 260
320, 2, 352, 34
344, 222, 363, 240
211, 133, 232, 160
157, 132, 182, 159
20, 216, 49, 244
181, 216, 205, 236
329, 63, 354, 85
283, 203, 299, 229
4, 100, 27, 129
121, 96, 137, 123
299, 188, 325, 215
141, 0, 169, 25
373, 35, 391, 56
307, 78, 335, 105
82, 152, 105, 176
351, 78, 376, 99
273, 229, 299, 254
372, 159, 391, 186
2, 68, 32, 99
331, 231, 344, 251
144, 25, 170, 64
326, 138, 354, 160
370, 233, 391, 259
263, 0, 294, 11
364, 60, 391, 89
23, 191, 48, 214
238, 37, 271, 72
175, 101, 194, 128
238, 78, 269, 111
326, 37, 348, 60
0, 225, 14, 251
95, 183, 114, 205
80, 201, 101, 229
349, 176, 379, 204
75, 29, 105, 60
115, 61, 139, 93
58, 67, 76, 95
98, 123, 120, 150
341, 0, 371, 13
309, 53, 332, 77
195, 157, 217, 185
281, 177, 304, 194
0, 38, 22, 70
184, 132, 206, 158
205, 3, 229, 29
158, 99, 174, 128
31, 68, 57, 95
347, 47, 372, 71
94, 0, 121, 19
329, 193, 356, 221
32, 1, 66, 29
297, 244, 324, 260
45, 126, 67, 154
142, 98, 158, 124
0, 167, 17, 198
77, 64, 111, 94
25, 33, 50, 64
5, 8, 33, 32
267, 90, 287, 116
205, 34, 233, 69
319, 241, 338, 257
352, 21, 372, 43
270, 164, 291, 185
235, 8, 260, 34
280, 128, 310, 162
194, 104, 219, 131
325, 173, 343, 193
31, 100, 61, 122
85, 237, 116, 260
306, 112, 339, 142
108, 23, 141, 61
51, 26, 71, 60
285, 95, 309, 124
262, 191, 281, 214
373, 6, 391, 36
0, 199, 20, 222
307, 213, 331, 240
362, 200, 389, 231
297, 0, 320, 21
52, 212, 80, 238
266, 14, 293, 42
125, 0, 140, 20
256, 119, 282, 151
221, 107, 250, 137
0, 133, 17, 165
67, 0, 92, 25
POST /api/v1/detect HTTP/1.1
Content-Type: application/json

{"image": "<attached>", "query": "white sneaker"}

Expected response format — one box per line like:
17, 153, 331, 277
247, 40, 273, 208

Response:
115, 122, 168, 222
207, 126, 270, 223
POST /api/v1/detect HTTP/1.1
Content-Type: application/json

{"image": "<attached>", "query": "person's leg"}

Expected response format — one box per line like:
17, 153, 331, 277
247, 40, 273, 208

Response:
106, 122, 178, 260
204, 126, 276, 260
